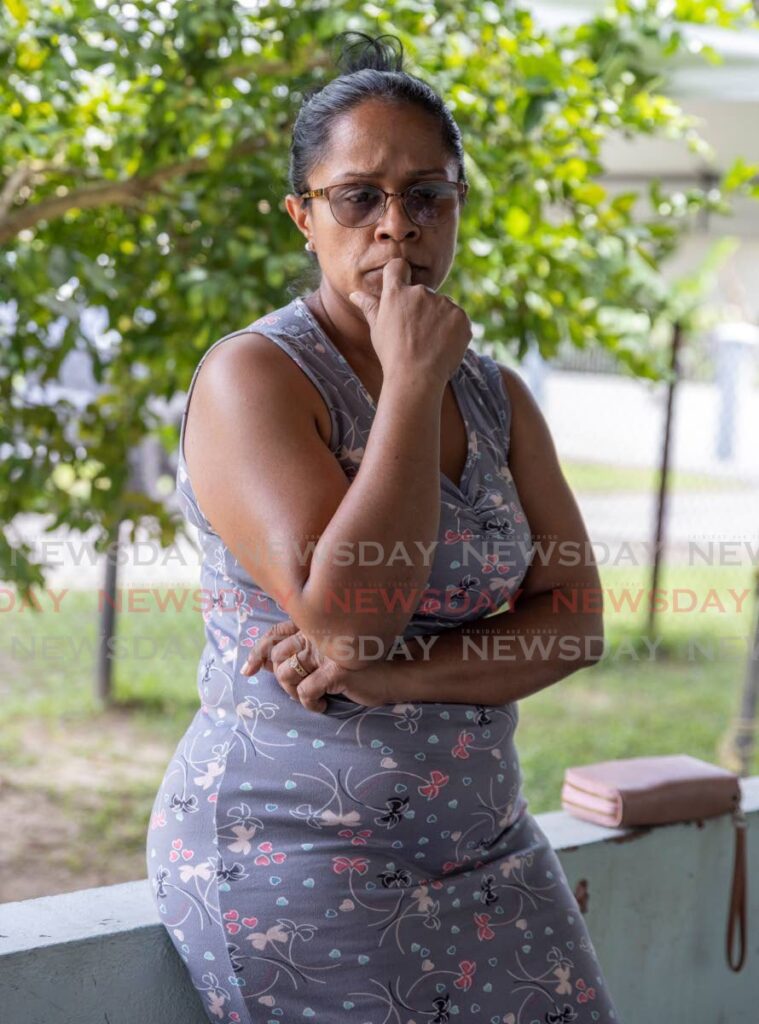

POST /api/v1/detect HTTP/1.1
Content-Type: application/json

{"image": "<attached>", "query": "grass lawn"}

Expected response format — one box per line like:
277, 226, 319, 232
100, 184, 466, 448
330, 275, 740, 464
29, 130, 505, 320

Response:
560, 458, 755, 493
0, 559, 756, 900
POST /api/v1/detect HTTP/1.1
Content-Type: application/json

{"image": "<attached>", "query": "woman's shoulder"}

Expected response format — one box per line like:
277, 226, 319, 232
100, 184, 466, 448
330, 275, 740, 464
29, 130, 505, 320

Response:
195, 296, 319, 389
190, 324, 334, 447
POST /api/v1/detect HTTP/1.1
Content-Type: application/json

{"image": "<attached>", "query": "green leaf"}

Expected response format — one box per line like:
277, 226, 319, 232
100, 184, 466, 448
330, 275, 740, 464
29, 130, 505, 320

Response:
722, 156, 759, 193
505, 207, 531, 239
5, 0, 29, 24
523, 94, 550, 134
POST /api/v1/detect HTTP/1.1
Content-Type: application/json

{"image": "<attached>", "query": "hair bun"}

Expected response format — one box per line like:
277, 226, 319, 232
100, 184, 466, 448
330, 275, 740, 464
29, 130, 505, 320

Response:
332, 31, 405, 76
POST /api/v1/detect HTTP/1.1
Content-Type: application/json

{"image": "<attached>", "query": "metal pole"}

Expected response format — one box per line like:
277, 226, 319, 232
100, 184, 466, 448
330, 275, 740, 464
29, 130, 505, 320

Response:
733, 567, 759, 776
647, 320, 683, 639
97, 521, 121, 705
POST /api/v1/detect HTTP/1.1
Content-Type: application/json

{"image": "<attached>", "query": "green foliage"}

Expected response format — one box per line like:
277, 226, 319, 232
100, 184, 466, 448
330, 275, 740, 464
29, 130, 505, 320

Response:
2, 0, 759, 597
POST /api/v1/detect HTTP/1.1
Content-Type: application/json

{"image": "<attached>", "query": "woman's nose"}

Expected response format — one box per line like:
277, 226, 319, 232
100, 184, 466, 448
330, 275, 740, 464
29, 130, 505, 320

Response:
373, 193, 421, 239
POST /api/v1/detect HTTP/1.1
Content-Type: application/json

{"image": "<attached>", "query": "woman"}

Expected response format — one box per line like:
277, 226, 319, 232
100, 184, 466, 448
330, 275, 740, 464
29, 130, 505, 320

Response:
146, 31, 620, 1024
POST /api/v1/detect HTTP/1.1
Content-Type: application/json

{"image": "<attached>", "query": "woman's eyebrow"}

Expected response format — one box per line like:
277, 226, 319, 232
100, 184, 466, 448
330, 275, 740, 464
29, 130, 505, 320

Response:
329, 167, 448, 183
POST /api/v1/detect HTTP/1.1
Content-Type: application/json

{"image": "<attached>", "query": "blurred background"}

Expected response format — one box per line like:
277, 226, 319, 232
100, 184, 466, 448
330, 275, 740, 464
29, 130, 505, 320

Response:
2, 0, 759, 905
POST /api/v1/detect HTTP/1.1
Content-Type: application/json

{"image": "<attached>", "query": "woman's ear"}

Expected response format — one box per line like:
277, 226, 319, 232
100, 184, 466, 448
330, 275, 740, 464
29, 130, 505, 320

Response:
284, 193, 310, 236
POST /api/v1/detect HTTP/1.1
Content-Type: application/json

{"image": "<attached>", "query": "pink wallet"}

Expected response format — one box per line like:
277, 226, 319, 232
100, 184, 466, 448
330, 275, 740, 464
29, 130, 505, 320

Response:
561, 753, 747, 972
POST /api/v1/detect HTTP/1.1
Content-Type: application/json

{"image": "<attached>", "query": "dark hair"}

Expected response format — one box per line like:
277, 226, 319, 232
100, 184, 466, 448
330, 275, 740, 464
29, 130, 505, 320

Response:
285, 31, 468, 298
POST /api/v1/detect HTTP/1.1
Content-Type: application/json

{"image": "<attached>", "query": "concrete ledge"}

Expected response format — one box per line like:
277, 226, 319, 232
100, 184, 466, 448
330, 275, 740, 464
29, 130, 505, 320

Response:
1, 776, 758, 1024
0, 879, 209, 1023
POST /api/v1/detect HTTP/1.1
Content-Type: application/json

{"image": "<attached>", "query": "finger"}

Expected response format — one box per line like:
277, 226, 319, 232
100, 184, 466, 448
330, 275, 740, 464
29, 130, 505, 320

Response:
347, 288, 378, 325
274, 643, 317, 702
241, 636, 271, 675
273, 663, 302, 702
273, 633, 326, 684
295, 671, 329, 714
382, 256, 412, 289
270, 633, 308, 670
241, 619, 299, 675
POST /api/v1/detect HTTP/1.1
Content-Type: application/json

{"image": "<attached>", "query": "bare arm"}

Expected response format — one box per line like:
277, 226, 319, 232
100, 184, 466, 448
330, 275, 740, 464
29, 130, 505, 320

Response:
300, 370, 446, 667
378, 364, 606, 704
185, 332, 447, 671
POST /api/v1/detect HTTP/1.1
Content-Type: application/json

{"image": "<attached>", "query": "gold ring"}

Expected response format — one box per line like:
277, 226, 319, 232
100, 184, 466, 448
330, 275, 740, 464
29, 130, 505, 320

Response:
288, 652, 309, 678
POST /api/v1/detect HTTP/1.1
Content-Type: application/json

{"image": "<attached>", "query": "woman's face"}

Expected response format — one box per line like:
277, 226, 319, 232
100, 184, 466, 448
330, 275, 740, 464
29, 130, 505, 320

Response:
286, 98, 463, 302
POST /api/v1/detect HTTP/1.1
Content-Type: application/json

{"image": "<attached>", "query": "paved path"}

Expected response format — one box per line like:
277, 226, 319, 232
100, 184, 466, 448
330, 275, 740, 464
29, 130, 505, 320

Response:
529, 369, 759, 481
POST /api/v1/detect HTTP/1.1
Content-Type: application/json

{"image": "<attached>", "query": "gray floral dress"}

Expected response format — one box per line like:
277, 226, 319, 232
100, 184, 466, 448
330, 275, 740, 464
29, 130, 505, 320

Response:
145, 295, 621, 1023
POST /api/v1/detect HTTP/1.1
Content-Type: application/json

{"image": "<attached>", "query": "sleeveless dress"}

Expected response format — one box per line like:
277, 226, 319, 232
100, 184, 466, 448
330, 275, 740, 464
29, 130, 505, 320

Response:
145, 295, 621, 1024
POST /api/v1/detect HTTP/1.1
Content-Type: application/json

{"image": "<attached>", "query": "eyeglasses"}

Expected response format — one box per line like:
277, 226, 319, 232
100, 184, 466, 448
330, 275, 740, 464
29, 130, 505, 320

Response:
297, 179, 469, 228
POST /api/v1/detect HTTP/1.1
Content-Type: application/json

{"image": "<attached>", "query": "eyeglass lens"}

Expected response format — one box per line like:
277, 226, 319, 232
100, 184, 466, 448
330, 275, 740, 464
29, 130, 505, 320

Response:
329, 182, 460, 227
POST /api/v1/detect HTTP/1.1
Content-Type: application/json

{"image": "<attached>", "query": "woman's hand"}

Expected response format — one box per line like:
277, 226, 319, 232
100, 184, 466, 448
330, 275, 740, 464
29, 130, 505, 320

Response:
348, 257, 472, 389
241, 619, 390, 713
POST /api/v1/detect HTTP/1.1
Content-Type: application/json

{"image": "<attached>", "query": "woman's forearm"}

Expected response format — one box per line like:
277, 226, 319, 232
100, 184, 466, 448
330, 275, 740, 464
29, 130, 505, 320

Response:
295, 373, 447, 668
379, 590, 605, 705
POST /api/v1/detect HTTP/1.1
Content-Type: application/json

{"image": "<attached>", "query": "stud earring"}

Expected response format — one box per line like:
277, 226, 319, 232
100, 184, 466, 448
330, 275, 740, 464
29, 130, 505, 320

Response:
305, 239, 315, 252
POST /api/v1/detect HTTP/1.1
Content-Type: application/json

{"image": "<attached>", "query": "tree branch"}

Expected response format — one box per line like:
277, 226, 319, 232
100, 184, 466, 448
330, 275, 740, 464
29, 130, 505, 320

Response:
0, 165, 32, 222
0, 138, 267, 244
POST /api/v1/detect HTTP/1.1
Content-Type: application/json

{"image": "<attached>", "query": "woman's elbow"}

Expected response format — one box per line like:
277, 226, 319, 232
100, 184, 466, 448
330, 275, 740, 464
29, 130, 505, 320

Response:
583, 614, 606, 663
